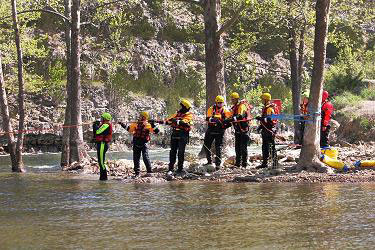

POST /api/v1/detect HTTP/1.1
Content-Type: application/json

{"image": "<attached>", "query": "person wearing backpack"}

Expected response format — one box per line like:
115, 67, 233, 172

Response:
255, 93, 277, 169
119, 111, 159, 177
93, 112, 113, 180
203, 95, 232, 170
224, 92, 252, 168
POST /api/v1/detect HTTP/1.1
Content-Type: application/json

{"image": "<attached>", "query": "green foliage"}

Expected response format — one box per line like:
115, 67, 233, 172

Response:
360, 87, 375, 101
325, 47, 366, 95
332, 91, 362, 110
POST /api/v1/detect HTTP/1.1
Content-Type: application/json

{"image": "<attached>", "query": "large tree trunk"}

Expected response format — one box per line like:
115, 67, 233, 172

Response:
11, 0, 25, 172
204, 0, 225, 108
69, 0, 87, 164
288, 29, 302, 144
0, 52, 18, 169
298, 0, 331, 172
61, 0, 72, 168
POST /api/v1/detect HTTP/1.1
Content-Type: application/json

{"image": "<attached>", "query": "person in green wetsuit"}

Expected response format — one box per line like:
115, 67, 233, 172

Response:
93, 112, 113, 180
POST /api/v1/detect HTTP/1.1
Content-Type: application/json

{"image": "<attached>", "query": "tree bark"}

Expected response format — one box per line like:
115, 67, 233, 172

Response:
69, 0, 87, 164
11, 0, 25, 172
298, 0, 331, 172
61, 0, 72, 168
288, 29, 302, 144
204, 0, 225, 108
0, 52, 18, 169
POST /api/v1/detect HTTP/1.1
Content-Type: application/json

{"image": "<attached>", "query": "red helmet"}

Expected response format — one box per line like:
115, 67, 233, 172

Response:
322, 90, 329, 101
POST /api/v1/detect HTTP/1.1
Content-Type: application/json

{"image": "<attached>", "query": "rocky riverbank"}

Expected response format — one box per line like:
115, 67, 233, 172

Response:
64, 143, 375, 184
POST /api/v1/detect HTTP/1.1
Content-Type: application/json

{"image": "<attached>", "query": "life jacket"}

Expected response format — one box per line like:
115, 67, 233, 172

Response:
321, 100, 334, 126
95, 121, 113, 142
171, 111, 192, 132
262, 103, 277, 129
300, 102, 308, 115
210, 104, 225, 121
232, 99, 253, 132
134, 121, 151, 141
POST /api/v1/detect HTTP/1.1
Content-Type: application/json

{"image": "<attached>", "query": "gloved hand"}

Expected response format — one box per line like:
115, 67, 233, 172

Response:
93, 120, 100, 126
256, 125, 262, 133
236, 114, 243, 120
255, 116, 262, 121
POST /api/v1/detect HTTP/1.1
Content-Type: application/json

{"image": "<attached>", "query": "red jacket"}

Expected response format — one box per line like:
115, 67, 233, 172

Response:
321, 101, 333, 127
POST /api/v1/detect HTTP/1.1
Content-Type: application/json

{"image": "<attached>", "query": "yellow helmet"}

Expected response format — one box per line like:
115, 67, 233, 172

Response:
180, 99, 192, 109
231, 92, 240, 99
215, 95, 225, 103
261, 93, 271, 101
140, 111, 149, 120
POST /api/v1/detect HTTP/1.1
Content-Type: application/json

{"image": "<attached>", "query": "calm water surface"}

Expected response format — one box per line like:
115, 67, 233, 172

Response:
0, 150, 375, 249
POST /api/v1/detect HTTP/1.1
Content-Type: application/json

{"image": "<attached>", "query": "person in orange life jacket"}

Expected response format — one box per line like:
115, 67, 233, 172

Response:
162, 99, 193, 174
255, 93, 277, 169
93, 112, 113, 181
223, 92, 251, 168
299, 90, 309, 145
203, 95, 231, 169
321, 90, 334, 147
118, 111, 159, 177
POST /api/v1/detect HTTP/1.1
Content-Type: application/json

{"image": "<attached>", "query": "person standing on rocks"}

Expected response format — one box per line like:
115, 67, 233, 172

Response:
224, 92, 252, 168
163, 99, 193, 175
299, 90, 309, 145
119, 112, 159, 177
321, 90, 334, 147
255, 93, 277, 169
203, 95, 231, 170
93, 112, 113, 181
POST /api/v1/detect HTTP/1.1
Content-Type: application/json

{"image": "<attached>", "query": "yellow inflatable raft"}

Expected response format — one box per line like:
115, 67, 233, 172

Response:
320, 154, 350, 172
354, 160, 375, 168
321, 147, 338, 160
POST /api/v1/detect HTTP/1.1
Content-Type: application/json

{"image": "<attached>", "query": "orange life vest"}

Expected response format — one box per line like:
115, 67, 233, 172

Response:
171, 112, 192, 132
134, 121, 151, 141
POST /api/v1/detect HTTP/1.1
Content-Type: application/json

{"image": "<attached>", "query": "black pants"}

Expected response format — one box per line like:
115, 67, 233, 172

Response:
235, 132, 249, 167
320, 125, 331, 147
169, 131, 189, 171
96, 142, 109, 180
203, 130, 224, 166
133, 143, 151, 175
261, 130, 277, 167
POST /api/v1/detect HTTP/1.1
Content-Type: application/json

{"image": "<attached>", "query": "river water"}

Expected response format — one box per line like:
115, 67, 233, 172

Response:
1, 150, 375, 249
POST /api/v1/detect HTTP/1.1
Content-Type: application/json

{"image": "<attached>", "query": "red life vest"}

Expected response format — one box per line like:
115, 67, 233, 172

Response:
134, 121, 151, 141
171, 112, 192, 132
95, 121, 113, 142
321, 100, 334, 127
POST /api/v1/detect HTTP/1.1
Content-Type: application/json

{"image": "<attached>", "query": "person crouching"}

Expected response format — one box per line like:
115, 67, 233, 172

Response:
119, 112, 159, 177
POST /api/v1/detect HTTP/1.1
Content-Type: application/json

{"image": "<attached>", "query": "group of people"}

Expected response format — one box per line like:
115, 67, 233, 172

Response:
93, 90, 334, 181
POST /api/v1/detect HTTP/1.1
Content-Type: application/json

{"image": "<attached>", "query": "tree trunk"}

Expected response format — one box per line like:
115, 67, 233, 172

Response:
298, 0, 331, 172
0, 52, 18, 169
297, 27, 305, 86
204, 0, 225, 108
11, 0, 25, 172
288, 29, 302, 144
61, 0, 72, 168
69, 0, 87, 164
